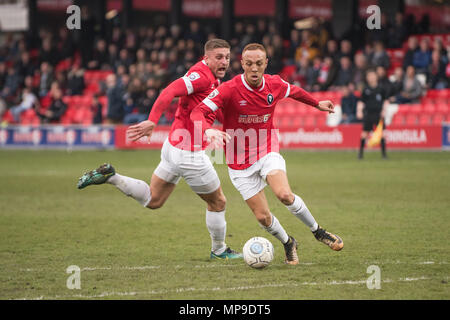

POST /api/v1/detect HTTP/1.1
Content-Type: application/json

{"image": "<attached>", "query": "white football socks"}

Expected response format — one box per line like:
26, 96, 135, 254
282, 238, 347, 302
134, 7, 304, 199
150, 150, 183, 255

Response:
107, 173, 151, 207
286, 194, 318, 232
205, 210, 227, 255
264, 213, 289, 244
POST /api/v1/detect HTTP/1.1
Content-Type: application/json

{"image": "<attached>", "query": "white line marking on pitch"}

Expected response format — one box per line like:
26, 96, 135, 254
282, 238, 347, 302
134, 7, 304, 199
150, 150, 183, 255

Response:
14, 276, 441, 300
18, 260, 447, 273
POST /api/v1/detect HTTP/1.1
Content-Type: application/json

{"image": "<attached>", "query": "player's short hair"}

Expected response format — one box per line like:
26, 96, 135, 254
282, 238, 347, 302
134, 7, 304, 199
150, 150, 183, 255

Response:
242, 43, 267, 56
204, 39, 230, 53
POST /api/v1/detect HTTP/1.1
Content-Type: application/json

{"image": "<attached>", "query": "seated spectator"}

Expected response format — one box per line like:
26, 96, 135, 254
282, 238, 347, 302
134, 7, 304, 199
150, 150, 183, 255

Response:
403, 36, 418, 69
10, 87, 39, 122
66, 64, 85, 95
387, 12, 408, 49
353, 52, 368, 91
338, 39, 354, 61
388, 67, 404, 102
428, 49, 448, 89
340, 85, 358, 124
38, 62, 53, 97
88, 39, 109, 70
1, 67, 20, 100
394, 66, 423, 104
332, 56, 354, 88
36, 88, 67, 123
370, 41, 390, 69
376, 66, 394, 99
317, 56, 338, 91
105, 74, 125, 124
124, 87, 157, 124
412, 38, 431, 75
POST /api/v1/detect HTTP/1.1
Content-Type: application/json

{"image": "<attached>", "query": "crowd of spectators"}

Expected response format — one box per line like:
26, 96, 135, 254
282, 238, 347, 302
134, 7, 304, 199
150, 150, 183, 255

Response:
0, 7, 448, 126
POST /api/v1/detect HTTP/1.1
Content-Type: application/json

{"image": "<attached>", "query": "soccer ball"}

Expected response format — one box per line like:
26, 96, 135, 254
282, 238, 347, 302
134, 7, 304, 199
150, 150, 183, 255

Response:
243, 237, 274, 269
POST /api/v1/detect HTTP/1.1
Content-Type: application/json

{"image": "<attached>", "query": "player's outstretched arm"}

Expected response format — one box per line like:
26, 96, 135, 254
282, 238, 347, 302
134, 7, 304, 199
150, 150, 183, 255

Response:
316, 100, 335, 114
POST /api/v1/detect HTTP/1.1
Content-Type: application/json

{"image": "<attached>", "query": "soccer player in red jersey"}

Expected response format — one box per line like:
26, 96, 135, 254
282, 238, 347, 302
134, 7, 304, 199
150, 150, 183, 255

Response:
191, 43, 344, 265
77, 39, 242, 260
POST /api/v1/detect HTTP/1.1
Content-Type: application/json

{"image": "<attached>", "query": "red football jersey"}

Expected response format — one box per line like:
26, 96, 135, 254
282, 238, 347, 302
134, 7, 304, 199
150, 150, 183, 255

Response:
191, 74, 319, 170
148, 60, 221, 151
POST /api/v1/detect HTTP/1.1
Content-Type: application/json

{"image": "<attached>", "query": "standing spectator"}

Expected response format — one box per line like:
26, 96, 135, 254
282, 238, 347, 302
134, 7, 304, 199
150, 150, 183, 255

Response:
91, 94, 103, 124
389, 67, 404, 102
1, 67, 20, 100
36, 88, 67, 123
376, 66, 394, 99
56, 27, 74, 61
39, 37, 59, 66
395, 66, 423, 104
105, 74, 125, 124
15, 51, 36, 81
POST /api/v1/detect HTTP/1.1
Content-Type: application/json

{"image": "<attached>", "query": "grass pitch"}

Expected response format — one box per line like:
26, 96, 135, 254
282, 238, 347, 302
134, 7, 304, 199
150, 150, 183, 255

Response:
0, 149, 449, 300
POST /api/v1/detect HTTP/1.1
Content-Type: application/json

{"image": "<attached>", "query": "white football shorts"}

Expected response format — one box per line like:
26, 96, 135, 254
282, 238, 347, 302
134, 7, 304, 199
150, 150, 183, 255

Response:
228, 152, 286, 201
154, 138, 221, 194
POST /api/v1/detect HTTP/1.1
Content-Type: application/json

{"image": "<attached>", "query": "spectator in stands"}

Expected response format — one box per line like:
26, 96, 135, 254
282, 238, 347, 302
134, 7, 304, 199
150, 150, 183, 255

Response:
10, 87, 39, 122
338, 39, 354, 61
88, 39, 109, 70
403, 36, 418, 69
318, 56, 338, 91
56, 27, 74, 61
340, 84, 358, 124
388, 67, 404, 102
0, 62, 6, 89
295, 30, 320, 63
38, 62, 53, 97
353, 52, 368, 91
394, 66, 423, 104
117, 49, 133, 70
376, 66, 394, 99
306, 56, 322, 91
124, 87, 157, 124
39, 37, 59, 66
36, 88, 67, 123
370, 41, 390, 69
324, 39, 339, 61
15, 51, 36, 82
1, 66, 20, 100
412, 38, 432, 75
91, 94, 103, 124
428, 49, 448, 89
332, 56, 354, 88
387, 12, 408, 49
105, 74, 125, 124
66, 63, 85, 96
185, 20, 205, 44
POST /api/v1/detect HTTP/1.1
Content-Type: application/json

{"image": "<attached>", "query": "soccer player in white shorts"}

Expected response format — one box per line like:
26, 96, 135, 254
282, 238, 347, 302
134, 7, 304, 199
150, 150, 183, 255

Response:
191, 43, 344, 265
78, 39, 242, 260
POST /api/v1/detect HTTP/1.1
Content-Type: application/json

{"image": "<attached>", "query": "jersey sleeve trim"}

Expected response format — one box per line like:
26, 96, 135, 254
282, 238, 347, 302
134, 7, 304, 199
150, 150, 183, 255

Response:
202, 97, 219, 112
281, 79, 291, 98
182, 76, 194, 95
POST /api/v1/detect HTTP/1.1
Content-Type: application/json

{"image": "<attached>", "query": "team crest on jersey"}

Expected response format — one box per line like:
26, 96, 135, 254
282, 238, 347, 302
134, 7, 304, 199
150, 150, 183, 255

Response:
208, 89, 219, 99
267, 93, 274, 105
188, 72, 200, 81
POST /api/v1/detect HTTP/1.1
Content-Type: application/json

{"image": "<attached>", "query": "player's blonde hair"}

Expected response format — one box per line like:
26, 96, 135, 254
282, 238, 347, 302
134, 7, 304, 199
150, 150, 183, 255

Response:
204, 39, 230, 53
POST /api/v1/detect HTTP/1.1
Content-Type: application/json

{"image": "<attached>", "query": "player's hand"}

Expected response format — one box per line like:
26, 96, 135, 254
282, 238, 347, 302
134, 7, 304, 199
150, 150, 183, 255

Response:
205, 128, 231, 149
126, 120, 156, 143
316, 100, 335, 114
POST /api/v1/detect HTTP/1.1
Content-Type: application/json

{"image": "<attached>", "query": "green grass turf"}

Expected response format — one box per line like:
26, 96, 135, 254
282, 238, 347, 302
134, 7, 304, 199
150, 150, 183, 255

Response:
0, 150, 449, 300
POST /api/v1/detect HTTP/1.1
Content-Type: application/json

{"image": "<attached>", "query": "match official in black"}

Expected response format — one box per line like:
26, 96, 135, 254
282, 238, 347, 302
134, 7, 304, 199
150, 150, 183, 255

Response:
356, 69, 388, 159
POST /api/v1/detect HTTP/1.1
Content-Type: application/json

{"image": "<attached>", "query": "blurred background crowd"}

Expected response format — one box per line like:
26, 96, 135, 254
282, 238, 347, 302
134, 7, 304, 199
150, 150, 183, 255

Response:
0, 1, 449, 126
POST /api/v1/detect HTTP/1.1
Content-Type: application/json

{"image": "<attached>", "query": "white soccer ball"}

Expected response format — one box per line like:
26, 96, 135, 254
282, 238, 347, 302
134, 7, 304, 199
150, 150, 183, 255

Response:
243, 237, 274, 269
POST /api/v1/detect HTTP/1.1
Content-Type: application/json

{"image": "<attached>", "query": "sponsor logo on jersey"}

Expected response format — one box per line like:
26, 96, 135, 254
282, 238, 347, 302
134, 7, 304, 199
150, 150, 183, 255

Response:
239, 100, 248, 106
267, 93, 274, 105
238, 114, 271, 124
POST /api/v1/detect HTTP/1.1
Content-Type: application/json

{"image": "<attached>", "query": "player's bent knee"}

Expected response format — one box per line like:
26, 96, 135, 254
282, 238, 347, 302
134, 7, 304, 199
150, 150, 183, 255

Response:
255, 211, 272, 227
276, 190, 294, 205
